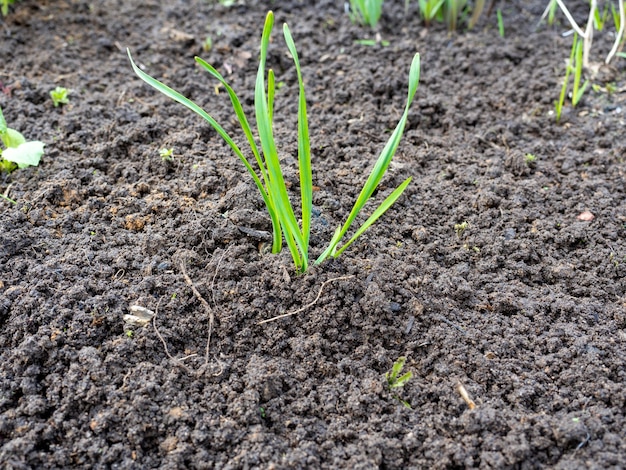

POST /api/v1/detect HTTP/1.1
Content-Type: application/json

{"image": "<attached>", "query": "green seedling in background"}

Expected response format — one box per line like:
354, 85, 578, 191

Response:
418, 0, 445, 26
525, 153, 537, 166
547, 0, 558, 25
571, 35, 589, 106
497, 8, 505, 37
1, 0, 17, 16
612, 2, 622, 31
454, 221, 468, 238
415, 0, 485, 31
129, 11, 420, 273
386, 356, 413, 408
0, 105, 45, 174
555, 34, 588, 122
349, 0, 384, 28
159, 147, 174, 161
50, 87, 70, 107
593, 0, 610, 31
202, 36, 213, 52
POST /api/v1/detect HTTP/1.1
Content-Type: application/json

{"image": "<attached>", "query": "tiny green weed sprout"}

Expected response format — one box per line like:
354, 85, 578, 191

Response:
1, 0, 17, 16
524, 153, 537, 165
454, 221, 468, 238
349, 0, 384, 28
50, 87, 70, 107
386, 356, 413, 408
202, 36, 213, 52
159, 147, 174, 161
0, 105, 45, 174
497, 8, 505, 37
129, 11, 420, 273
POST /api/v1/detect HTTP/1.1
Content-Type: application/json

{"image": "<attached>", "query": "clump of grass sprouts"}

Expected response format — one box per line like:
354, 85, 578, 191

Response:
348, 0, 384, 28
128, 11, 420, 273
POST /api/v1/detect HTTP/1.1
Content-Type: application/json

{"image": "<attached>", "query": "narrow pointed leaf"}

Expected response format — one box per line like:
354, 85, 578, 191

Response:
128, 48, 282, 252
322, 53, 420, 258
255, 11, 308, 271
333, 177, 412, 258
284, 22, 313, 250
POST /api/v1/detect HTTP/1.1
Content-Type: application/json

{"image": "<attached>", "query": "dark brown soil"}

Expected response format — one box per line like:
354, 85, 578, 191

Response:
1, 0, 625, 468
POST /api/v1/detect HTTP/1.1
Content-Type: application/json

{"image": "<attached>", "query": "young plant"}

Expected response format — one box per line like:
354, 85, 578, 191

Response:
0, 105, 45, 173
386, 356, 413, 408
1, 0, 17, 16
554, 34, 588, 122
418, 0, 445, 26
50, 87, 70, 107
547, 0, 558, 25
571, 34, 590, 106
349, 0, 384, 28
419, 0, 485, 31
128, 11, 420, 273
159, 147, 174, 161
496, 8, 505, 37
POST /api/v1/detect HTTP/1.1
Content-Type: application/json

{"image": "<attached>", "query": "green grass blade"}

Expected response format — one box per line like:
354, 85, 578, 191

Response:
283, 23, 313, 250
194, 57, 269, 189
445, 0, 458, 31
193, 56, 282, 252
0, 106, 6, 135
317, 53, 420, 263
255, 11, 308, 271
268, 69, 275, 125
333, 177, 412, 258
572, 35, 585, 106
127, 48, 282, 252
468, 0, 485, 29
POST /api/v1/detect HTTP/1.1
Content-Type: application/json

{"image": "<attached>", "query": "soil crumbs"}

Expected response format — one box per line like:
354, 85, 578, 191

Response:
1, 0, 626, 468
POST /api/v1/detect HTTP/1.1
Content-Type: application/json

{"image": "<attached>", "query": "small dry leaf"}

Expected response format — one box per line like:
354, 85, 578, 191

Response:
577, 210, 595, 221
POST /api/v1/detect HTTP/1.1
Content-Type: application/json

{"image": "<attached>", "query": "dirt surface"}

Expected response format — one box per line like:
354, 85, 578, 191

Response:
1, 0, 626, 468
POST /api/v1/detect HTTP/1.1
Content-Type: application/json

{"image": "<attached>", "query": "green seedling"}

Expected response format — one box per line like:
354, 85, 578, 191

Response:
50, 87, 70, 107
202, 36, 213, 52
555, 37, 574, 122
355, 37, 390, 47
386, 356, 413, 408
418, 0, 484, 31
159, 147, 174, 161
525, 153, 537, 164
1, 0, 17, 16
454, 221, 468, 238
466, 0, 485, 29
555, 34, 589, 122
443, 0, 465, 31
0, 105, 45, 174
571, 35, 589, 106
593, 0, 610, 31
349, 0, 384, 28
418, 0, 446, 26
129, 11, 420, 273
497, 8, 505, 37
547, 0, 558, 25
612, 2, 622, 31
